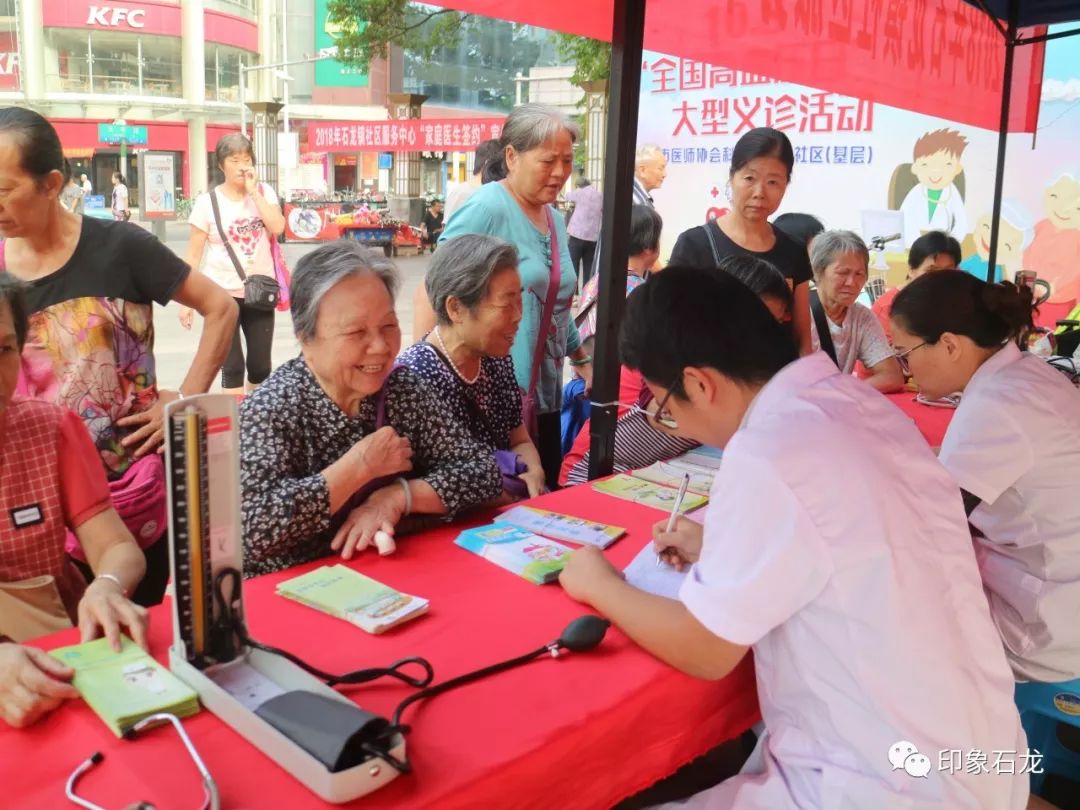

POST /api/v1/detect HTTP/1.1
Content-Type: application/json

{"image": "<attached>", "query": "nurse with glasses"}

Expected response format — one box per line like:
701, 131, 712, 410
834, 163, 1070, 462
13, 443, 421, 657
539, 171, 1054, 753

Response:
891, 269, 1080, 683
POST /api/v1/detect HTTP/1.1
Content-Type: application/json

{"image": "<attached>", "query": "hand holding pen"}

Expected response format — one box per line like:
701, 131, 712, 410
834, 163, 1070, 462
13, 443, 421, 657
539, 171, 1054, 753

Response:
655, 474, 696, 569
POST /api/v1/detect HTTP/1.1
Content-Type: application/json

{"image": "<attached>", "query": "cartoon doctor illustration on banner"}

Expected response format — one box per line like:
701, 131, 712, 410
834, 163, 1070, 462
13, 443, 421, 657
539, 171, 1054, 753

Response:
897, 129, 969, 246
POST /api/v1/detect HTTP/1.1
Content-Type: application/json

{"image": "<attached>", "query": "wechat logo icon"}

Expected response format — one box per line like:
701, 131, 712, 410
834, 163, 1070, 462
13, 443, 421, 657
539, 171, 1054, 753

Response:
889, 740, 932, 778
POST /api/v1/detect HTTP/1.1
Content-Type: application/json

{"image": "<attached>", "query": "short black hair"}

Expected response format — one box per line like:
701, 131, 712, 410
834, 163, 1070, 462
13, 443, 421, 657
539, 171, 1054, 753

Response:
628, 204, 663, 257
714, 255, 793, 313
215, 132, 256, 168
620, 265, 798, 396
0, 271, 28, 349
772, 212, 824, 247
891, 270, 1033, 348
0, 107, 64, 183
474, 139, 501, 177
907, 230, 962, 270
730, 127, 795, 180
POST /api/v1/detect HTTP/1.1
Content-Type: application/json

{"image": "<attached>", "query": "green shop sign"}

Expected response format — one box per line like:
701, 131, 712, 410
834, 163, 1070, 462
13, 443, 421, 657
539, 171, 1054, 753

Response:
315, 0, 369, 88
98, 124, 148, 145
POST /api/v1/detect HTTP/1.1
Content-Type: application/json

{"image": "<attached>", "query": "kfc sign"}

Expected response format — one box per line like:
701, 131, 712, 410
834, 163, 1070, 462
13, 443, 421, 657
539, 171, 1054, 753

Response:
86, 6, 145, 28
0, 34, 19, 91
43, 1, 179, 37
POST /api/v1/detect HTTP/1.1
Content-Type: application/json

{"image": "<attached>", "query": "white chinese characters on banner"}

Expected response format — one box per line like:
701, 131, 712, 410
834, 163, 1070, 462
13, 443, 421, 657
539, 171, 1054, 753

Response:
309, 119, 504, 153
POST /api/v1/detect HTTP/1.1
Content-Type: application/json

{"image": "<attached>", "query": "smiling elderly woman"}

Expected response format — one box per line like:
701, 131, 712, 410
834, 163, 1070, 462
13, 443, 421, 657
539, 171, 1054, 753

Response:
399, 234, 544, 501
809, 230, 904, 392
431, 104, 593, 490
238, 241, 502, 576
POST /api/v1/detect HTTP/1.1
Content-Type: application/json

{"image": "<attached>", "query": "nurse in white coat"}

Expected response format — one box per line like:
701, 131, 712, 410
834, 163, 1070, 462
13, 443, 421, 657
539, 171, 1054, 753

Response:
560, 267, 1027, 810
891, 270, 1080, 683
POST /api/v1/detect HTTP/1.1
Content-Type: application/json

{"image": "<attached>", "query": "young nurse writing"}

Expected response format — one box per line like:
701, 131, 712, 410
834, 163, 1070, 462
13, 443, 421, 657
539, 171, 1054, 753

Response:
560, 266, 1028, 809
891, 270, 1080, 683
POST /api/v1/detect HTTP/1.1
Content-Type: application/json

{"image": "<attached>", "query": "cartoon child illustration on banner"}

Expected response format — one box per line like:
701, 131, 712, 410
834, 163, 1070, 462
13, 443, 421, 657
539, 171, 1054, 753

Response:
959, 200, 1034, 283
1024, 167, 1080, 305
896, 129, 969, 246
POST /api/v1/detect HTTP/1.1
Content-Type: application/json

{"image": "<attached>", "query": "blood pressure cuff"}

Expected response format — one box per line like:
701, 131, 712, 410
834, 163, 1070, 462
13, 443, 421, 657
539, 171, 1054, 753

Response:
255, 690, 392, 772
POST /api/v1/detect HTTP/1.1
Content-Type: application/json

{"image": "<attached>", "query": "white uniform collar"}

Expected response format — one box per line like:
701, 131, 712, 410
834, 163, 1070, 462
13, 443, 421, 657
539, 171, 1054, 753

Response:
965, 342, 1023, 397
740, 353, 838, 431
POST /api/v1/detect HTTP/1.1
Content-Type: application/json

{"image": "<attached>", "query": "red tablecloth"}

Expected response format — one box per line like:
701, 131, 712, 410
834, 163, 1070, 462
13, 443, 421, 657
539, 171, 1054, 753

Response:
0, 487, 760, 810
884, 391, 955, 448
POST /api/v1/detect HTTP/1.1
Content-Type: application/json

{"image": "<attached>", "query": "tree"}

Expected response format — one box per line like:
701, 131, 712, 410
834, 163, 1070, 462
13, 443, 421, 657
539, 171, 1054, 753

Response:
553, 34, 611, 85
327, 0, 470, 65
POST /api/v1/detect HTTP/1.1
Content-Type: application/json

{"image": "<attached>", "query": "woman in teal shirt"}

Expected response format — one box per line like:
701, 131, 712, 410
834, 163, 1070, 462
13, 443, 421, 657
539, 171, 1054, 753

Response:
439, 104, 592, 489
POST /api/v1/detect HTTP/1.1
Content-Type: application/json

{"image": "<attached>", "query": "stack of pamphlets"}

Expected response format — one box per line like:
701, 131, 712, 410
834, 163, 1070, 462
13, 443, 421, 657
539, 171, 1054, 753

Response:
276, 564, 429, 634
499, 505, 625, 548
592, 474, 709, 512
50, 637, 200, 736
455, 523, 572, 584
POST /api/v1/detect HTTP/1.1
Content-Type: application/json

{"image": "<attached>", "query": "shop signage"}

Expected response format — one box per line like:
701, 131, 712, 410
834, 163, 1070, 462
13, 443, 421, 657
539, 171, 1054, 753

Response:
0, 32, 18, 91
43, 1, 180, 39
86, 5, 145, 28
308, 118, 505, 153
98, 123, 148, 145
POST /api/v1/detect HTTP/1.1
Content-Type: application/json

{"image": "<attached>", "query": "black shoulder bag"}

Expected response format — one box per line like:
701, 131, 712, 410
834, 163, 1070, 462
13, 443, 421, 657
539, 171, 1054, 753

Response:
209, 189, 280, 310
810, 288, 839, 366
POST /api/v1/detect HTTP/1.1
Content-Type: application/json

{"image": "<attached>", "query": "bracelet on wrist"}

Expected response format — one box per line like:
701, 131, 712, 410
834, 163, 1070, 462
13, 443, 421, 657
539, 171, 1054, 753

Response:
568, 355, 592, 367
94, 573, 127, 595
395, 477, 412, 516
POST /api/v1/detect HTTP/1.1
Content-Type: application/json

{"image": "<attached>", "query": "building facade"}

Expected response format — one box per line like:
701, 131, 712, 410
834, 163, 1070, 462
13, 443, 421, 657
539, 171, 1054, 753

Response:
0, 0, 560, 203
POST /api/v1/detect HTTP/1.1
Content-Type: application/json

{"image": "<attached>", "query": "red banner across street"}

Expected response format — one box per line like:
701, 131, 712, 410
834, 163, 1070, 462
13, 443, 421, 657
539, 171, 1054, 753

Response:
308, 118, 505, 153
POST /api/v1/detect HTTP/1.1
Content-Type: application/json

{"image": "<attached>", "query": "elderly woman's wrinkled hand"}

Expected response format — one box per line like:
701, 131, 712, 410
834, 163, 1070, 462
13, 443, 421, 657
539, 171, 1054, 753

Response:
77, 577, 150, 652
0, 643, 79, 728
330, 485, 404, 561
350, 426, 414, 483
520, 467, 546, 498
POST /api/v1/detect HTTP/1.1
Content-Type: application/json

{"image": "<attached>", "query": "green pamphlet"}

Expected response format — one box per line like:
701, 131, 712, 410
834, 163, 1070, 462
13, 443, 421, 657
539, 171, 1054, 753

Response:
276, 564, 429, 634
50, 636, 200, 737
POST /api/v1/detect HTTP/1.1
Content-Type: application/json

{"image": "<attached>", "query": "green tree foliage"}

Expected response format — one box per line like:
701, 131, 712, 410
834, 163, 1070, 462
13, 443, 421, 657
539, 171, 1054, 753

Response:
327, 0, 470, 65
553, 33, 611, 85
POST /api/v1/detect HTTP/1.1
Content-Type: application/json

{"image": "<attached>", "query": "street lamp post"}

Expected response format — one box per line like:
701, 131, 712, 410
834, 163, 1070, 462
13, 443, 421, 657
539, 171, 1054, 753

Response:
238, 54, 336, 137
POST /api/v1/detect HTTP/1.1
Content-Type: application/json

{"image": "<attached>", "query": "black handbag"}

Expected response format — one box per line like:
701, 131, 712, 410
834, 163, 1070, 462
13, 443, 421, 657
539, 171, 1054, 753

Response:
209, 188, 279, 310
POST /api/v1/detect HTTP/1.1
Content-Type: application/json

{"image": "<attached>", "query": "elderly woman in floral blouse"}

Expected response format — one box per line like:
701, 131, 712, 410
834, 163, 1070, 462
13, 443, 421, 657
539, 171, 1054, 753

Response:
238, 241, 502, 576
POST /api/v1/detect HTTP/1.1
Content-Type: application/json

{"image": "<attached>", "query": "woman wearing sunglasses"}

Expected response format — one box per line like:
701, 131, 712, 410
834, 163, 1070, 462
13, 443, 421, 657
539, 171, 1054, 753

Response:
559, 256, 792, 485
891, 269, 1080, 684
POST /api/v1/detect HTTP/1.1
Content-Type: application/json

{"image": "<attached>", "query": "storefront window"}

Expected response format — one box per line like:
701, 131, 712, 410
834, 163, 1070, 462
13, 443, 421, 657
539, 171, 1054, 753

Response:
206, 45, 248, 102
139, 35, 182, 97
43, 29, 181, 97
0, 0, 20, 92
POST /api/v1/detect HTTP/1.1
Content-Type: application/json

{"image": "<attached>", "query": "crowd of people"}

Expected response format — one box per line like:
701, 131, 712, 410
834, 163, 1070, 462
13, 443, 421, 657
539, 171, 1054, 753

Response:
1, 103, 1078, 809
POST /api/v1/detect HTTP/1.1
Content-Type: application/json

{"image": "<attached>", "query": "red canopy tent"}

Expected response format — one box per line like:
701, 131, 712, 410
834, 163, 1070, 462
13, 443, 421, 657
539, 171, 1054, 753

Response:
429, 0, 1073, 478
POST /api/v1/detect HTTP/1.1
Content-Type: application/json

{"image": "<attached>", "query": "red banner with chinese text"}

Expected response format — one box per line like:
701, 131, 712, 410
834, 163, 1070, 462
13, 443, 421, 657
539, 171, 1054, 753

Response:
307, 119, 505, 153
431, 0, 1044, 133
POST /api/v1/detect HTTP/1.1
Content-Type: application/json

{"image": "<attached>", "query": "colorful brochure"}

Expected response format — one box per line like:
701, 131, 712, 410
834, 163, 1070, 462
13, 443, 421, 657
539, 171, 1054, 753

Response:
276, 564, 429, 635
668, 445, 724, 472
50, 636, 200, 736
592, 474, 709, 512
455, 523, 572, 584
630, 460, 715, 497
499, 505, 625, 549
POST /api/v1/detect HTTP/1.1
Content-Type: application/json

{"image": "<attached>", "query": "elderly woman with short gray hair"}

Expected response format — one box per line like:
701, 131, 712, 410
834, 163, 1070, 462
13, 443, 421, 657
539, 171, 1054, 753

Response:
809, 229, 904, 392
434, 103, 593, 490
399, 235, 545, 501
238, 240, 502, 576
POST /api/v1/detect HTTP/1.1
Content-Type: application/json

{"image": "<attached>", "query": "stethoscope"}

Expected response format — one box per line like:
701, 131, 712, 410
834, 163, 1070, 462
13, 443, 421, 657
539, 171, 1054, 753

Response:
65, 713, 219, 810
